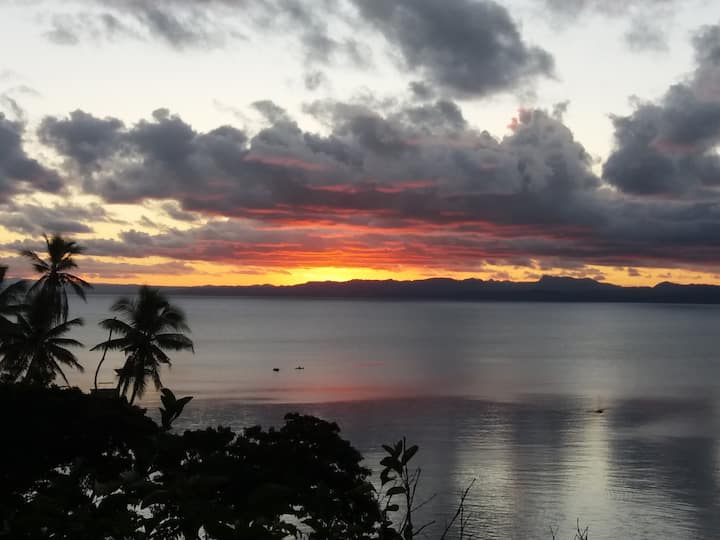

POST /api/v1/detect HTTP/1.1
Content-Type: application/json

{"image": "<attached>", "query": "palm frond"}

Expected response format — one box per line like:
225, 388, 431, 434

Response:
151, 346, 172, 366
110, 297, 134, 315
48, 344, 83, 370
56, 258, 79, 271
20, 250, 49, 272
98, 318, 134, 334
155, 333, 195, 352
46, 317, 84, 338
67, 278, 91, 300
151, 368, 162, 390
51, 359, 71, 387
90, 336, 134, 352
50, 337, 84, 348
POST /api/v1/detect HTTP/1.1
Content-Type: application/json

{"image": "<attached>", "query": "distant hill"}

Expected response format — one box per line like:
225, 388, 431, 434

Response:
87, 276, 720, 304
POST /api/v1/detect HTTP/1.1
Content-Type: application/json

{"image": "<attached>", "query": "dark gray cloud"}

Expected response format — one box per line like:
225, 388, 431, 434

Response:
0, 201, 107, 235
252, 101, 291, 124
409, 82, 436, 102
0, 114, 63, 202
16, 100, 672, 270
33, 0, 369, 73
352, 0, 554, 97
39, 101, 596, 223
604, 23, 720, 196
38, 109, 125, 169
42, 1, 235, 49
30, 0, 556, 98
160, 201, 201, 223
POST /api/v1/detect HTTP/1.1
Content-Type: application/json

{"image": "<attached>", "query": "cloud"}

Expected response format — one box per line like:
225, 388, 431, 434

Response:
604, 23, 720, 196
0, 252, 198, 281
624, 18, 669, 52
28, 13, 720, 276
38, 109, 125, 169
45, 19, 80, 45
31, 0, 372, 75
409, 82, 436, 102
44, 11, 137, 46
40, 2, 234, 49
41, 100, 601, 224
351, 0, 554, 97
541, 0, 675, 18
29, 1, 555, 98
304, 70, 326, 91
32, 92, 720, 274
540, 0, 684, 52
0, 201, 107, 235
0, 114, 63, 202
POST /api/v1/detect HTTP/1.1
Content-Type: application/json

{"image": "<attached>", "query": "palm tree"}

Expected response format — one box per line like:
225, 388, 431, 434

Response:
0, 294, 84, 386
92, 286, 194, 404
20, 234, 91, 323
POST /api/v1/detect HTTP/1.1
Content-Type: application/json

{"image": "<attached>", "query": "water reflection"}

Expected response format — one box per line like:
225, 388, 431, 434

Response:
606, 398, 719, 539
174, 395, 720, 540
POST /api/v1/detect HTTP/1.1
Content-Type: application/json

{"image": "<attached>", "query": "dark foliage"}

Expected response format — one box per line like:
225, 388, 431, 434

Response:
0, 294, 84, 385
0, 385, 383, 539
158, 387, 193, 431
0, 385, 157, 538
20, 234, 91, 324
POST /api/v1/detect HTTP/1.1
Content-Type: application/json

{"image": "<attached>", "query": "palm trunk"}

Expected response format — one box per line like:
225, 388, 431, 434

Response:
93, 323, 114, 392
129, 384, 138, 405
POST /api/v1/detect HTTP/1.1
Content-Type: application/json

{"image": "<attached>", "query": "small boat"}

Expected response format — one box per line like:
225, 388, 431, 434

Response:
272, 368, 280, 372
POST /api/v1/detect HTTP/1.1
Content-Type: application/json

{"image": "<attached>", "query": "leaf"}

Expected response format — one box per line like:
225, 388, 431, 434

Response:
160, 388, 176, 406
176, 396, 193, 407
380, 456, 399, 469
386, 504, 399, 512
401, 445, 419, 465
386, 486, 406, 497
380, 468, 396, 485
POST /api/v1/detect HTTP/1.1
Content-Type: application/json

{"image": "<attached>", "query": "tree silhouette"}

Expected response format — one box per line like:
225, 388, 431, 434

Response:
0, 265, 26, 337
20, 234, 91, 323
0, 294, 84, 386
92, 286, 194, 404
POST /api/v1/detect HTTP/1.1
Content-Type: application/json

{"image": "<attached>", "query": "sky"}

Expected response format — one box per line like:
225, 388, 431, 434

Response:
1, 0, 720, 286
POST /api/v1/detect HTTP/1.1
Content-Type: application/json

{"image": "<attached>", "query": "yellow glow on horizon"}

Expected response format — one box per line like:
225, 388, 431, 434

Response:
3, 217, 720, 288
68, 261, 720, 288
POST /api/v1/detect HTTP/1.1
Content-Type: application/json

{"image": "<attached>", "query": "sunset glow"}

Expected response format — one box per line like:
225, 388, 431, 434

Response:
1, 1, 720, 288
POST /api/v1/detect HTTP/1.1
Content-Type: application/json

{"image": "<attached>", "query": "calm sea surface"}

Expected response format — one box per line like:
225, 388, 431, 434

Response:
68, 297, 720, 539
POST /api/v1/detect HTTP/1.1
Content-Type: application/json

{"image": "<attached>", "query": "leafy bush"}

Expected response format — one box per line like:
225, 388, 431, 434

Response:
0, 385, 382, 539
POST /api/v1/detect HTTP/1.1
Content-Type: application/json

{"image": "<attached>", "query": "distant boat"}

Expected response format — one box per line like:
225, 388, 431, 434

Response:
272, 368, 280, 372
295, 366, 304, 370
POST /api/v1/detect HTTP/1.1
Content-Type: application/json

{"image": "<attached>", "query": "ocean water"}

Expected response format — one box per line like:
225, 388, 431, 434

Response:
68, 296, 720, 539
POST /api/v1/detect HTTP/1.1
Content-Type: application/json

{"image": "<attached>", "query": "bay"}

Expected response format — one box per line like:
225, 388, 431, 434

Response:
66, 297, 720, 539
